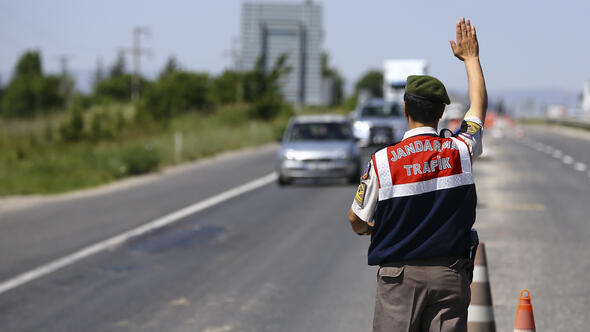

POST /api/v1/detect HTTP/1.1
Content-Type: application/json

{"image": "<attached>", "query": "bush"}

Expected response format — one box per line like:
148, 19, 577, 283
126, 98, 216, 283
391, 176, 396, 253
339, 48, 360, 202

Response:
138, 71, 212, 120
59, 107, 85, 142
119, 144, 160, 176
212, 70, 243, 104
93, 75, 151, 103
248, 94, 292, 120
89, 111, 114, 140
1, 75, 64, 117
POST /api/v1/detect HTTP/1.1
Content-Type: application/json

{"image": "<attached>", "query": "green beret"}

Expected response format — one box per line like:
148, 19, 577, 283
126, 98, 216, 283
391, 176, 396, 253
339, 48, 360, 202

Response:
405, 75, 450, 105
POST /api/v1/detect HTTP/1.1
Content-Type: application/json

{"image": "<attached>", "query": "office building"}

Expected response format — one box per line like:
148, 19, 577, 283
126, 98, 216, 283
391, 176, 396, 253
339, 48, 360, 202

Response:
240, 1, 324, 105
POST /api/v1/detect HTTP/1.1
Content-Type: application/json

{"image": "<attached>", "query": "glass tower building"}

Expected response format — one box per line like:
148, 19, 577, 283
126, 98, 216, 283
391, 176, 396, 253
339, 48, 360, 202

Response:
239, 1, 324, 106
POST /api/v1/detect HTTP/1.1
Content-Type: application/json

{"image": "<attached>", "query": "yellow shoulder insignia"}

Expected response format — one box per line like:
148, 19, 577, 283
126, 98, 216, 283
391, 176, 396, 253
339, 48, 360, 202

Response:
355, 183, 367, 207
462, 120, 482, 135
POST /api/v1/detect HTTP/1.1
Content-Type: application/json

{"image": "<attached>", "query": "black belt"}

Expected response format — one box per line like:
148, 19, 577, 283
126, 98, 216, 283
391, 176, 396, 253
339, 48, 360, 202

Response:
380, 256, 466, 268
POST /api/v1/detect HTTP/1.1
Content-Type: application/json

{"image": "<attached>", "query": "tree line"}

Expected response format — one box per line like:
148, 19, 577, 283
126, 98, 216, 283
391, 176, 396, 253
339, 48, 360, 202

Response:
0, 50, 384, 138
1, 50, 353, 117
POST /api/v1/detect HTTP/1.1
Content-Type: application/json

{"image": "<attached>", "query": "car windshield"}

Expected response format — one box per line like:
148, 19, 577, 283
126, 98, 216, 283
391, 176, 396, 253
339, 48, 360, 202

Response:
289, 122, 352, 141
360, 103, 402, 117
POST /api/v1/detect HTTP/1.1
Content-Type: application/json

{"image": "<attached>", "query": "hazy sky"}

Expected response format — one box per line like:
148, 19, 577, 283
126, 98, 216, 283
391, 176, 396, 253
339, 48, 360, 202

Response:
1, 0, 589, 94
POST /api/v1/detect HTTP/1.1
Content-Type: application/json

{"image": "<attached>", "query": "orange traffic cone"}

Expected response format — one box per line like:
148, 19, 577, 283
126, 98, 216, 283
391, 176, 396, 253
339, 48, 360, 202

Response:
514, 289, 535, 331
468, 242, 496, 332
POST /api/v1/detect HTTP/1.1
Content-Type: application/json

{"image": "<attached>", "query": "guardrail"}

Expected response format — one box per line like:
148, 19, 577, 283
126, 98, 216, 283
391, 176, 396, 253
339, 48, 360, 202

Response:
519, 117, 590, 131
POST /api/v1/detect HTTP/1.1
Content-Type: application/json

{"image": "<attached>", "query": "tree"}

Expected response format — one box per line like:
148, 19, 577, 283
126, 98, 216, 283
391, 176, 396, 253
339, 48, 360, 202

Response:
109, 52, 126, 78
243, 53, 291, 103
1, 51, 64, 117
355, 70, 383, 98
138, 71, 212, 120
93, 74, 134, 102
321, 52, 344, 106
15, 51, 42, 78
242, 53, 293, 120
92, 57, 106, 89
211, 70, 243, 104
159, 56, 181, 79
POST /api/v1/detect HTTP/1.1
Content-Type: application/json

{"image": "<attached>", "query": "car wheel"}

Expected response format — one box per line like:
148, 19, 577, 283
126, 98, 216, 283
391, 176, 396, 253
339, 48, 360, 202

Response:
278, 175, 292, 186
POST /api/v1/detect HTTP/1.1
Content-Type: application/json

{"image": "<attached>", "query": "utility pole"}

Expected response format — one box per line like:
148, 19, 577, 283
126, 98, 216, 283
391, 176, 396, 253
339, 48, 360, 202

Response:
122, 27, 152, 100
58, 54, 74, 107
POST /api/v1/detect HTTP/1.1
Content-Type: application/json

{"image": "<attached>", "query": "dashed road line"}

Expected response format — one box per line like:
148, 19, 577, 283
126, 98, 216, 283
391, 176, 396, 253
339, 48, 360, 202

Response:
562, 155, 574, 165
543, 146, 554, 154
0, 172, 279, 295
520, 138, 589, 178
574, 162, 587, 172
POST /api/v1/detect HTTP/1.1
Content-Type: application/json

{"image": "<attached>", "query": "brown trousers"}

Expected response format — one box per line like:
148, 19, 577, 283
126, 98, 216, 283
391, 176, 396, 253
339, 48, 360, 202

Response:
373, 258, 471, 332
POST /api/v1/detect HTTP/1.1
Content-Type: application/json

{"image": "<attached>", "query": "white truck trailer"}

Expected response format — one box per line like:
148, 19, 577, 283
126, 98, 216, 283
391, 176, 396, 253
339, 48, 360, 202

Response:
383, 59, 428, 103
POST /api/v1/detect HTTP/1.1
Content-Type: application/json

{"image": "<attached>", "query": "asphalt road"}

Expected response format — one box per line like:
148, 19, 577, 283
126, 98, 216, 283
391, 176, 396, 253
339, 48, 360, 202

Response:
1, 124, 589, 331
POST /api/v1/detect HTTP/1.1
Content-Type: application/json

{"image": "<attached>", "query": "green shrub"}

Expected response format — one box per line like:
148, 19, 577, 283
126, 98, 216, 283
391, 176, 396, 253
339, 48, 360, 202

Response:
119, 144, 160, 175
138, 71, 212, 120
248, 94, 293, 120
59, 107, 85, 142
212, 70, 243, 104
89, 111, 114, 140
216, 104, 249, 125
93, 75, 151, 103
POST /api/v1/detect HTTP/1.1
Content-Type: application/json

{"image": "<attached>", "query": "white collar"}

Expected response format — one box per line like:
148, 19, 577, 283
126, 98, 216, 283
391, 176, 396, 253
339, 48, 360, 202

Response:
402, 127, 437, 140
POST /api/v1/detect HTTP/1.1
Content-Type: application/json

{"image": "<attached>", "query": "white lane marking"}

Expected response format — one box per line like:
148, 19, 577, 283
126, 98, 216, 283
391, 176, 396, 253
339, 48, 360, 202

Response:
543, 146, 554, 154
467, 304, 495, 322
562, 155, 574, 165
553, 150, 563, 158
0, 172, 278, 295
534, 143, 545, 151
574, 162, 587, 172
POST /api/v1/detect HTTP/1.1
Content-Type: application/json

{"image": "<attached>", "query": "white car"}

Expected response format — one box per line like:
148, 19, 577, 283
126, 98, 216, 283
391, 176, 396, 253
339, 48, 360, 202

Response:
351, 98, 408, 147
277, 115, 361, 186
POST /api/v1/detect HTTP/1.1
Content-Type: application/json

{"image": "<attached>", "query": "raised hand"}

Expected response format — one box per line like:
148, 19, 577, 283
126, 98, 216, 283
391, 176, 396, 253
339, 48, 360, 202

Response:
450, 17, 479, 61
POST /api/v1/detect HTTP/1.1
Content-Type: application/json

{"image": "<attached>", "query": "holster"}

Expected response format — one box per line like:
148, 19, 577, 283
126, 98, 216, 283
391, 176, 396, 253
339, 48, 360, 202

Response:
466, 229, 479, 284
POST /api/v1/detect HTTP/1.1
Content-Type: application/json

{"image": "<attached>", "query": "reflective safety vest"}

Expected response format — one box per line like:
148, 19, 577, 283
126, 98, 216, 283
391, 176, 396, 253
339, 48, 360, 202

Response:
368, 134, 477, 265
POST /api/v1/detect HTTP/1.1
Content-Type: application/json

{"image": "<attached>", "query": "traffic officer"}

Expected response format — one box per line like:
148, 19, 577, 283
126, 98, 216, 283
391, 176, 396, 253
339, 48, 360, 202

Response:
348, 18, 487, 332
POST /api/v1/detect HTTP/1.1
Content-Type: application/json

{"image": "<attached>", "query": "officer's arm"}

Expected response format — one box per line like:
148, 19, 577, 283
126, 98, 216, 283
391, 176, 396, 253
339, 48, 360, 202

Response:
348, 208, 373, 235
450, 18, 488, 124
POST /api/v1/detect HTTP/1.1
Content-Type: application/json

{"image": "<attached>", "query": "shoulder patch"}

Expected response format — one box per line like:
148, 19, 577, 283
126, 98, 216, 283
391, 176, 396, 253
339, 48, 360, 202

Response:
461, 120, 482, 135
361, 161, 371, 180
355, 183, 367, 207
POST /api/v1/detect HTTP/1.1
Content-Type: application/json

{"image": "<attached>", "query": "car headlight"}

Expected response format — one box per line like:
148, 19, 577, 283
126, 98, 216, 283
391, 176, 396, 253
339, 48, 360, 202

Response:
335, 150, 349, 160
354, 121, 370, 132
284, 149, 298, 160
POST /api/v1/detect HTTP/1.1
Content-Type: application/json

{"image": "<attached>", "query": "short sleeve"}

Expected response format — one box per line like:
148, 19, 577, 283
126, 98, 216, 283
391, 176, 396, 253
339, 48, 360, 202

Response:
351, 159, 379, 222
457, 116, 484, 159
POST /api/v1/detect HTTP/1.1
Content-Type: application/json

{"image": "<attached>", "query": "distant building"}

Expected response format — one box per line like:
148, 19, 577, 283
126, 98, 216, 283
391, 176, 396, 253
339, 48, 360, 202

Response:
239, 1, 324, 106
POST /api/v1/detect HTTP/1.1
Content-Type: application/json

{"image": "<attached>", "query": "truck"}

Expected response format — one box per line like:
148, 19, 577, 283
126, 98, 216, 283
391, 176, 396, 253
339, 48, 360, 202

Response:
383, 59, 428, 103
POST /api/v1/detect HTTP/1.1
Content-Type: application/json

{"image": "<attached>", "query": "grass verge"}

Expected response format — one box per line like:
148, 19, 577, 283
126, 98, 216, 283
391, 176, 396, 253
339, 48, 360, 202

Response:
0, 104, 289, 195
